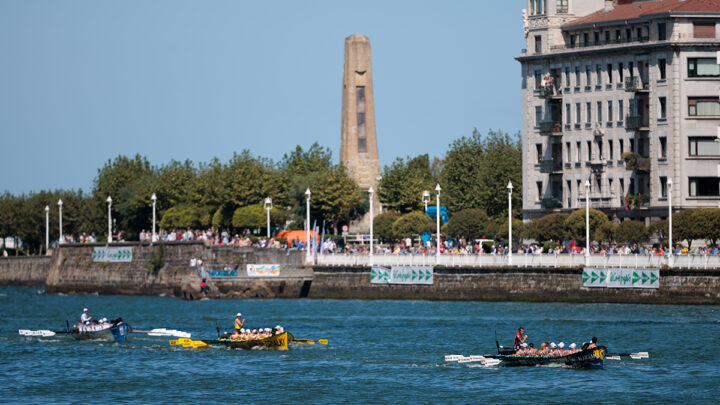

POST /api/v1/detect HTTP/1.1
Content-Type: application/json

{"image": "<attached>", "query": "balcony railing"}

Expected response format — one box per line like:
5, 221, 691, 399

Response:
541, 197, 563, 209
540, 158, 563, 173
539, 120, 563, 134
625, 115, 649, 130
624, 76, 646, 92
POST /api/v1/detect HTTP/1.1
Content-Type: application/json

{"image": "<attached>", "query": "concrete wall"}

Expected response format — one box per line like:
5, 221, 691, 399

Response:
0, 256, 52, 286
309, 266, 720, 305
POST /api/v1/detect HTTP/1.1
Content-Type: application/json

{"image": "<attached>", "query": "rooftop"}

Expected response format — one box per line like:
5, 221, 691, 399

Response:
564, 0, 720, 29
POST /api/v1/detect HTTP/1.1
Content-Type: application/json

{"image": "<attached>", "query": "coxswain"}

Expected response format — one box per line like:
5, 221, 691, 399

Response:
80, 308, 92, 325
513, 327, 527, 350
234, 313, 245, 332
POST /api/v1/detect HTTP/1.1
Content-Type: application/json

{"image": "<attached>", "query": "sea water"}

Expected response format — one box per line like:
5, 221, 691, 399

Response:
1, 286, 718, 404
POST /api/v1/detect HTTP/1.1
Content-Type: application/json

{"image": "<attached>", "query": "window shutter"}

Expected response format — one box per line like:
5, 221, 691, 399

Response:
693, 22, 716, 39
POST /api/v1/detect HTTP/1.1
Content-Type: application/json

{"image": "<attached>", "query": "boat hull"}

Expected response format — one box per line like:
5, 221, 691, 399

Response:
488, 346, 606, 368
202, 332, 294, 350
71, 324, 130, 343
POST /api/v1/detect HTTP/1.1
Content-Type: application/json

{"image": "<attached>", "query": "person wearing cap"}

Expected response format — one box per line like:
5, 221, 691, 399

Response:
234, 313, 245, 332
557, 342, 566, 356
80, 308, 92, 325
569, 343, 577, 353
514, 342, 529, 356
549, 342, 559, 356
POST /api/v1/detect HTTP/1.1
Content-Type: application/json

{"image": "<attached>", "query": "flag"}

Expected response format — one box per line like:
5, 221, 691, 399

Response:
320, 220, 326, 254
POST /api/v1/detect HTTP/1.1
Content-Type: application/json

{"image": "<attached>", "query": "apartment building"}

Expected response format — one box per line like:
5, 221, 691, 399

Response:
518, 0, 720, 223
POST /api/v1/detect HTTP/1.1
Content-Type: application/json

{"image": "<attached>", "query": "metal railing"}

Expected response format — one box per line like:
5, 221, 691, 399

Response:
625, 115, 648, 130
539, 120, 562, 134
624, 76, 646, 92
315, 253, 720, 269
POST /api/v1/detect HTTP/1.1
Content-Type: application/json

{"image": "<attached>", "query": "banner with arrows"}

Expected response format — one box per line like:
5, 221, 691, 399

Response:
370, 266, 434, 285
92, 247, 133, 263
370, 267, 391, 284
582, 268, 659, 289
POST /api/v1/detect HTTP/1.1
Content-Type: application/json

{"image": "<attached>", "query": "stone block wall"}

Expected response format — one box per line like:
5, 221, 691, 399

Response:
0, 256, 52, 286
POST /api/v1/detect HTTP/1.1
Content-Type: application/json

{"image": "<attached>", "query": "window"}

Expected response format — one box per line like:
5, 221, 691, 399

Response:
575, 66, 581, 86
688, 58, 720, 78
587, 140, 592, 160
607, 63, 613, 83
596, 65, 602, 85
659, 97, 667, 119
659, 137, 667, 158
615, 30, 621, 41
598, 140, 603, 159
566, 103, 571, 124
566, 180, 572, 206
535, 70, 542, 89
626, 28, 632, 41
536, 181, 543, 200
658, 23, 667, 41
688, 97, 720, 116
630, 138, 635, 153
689, 137, 720, 156
356, 86, 367, 152
609, 178, 614, 194
576, 141, 581, 162
619, 139, 624, 155
629, 61, 634, 77
658, 58, 666, 80
690, 177, 720, 197
564, 67, 570, 87
618, 100, 624, 121
586, 102, 591, 123
557, 0, 568, 13
583, 32, 589, 45
536, 144, 543, 163
575, 103, 581, 123
620, 178, 625, 195
570, 35, 577, 47
660, 176, 667, 198
693, 22, 716, 39
609, 140, 614, 159
618, 62, 624, 81
605, 31, 610, 43
535, 106, 543, 125
535, 35, 542, 53
594, 31, 600, 44
585, 66, 591, 87
566, 142, 571, 161
608, 101, 614, 122
637, 27, 643, 41
597, 101, 603, 123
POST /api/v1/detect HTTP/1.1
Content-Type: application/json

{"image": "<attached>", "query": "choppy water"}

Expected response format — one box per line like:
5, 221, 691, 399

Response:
1, 286, 719, 404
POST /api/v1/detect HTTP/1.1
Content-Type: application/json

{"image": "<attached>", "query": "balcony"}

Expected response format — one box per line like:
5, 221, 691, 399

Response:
624, 76, 647, 92
625, 115, 649, 130
540, 158, 563, 173
539, 120, 563, 135
537, 85, 562, 99
541, 198, 563, 209
622, 152, 650, 173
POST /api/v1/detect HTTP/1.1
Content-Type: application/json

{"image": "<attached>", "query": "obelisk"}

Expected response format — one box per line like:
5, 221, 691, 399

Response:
340, 34, 381, 231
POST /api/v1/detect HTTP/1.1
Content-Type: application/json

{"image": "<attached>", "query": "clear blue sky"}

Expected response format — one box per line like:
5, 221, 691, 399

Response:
0, 0, 525, 194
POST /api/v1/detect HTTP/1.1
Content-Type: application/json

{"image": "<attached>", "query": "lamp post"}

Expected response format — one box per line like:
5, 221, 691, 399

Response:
45, 205, 49, 253
435, 184, 441, 263
507, 181, 513, 264
106, 196, 112, 244
151, 193, 157, 244
584, 180, 591, 258
264, 197, 273, 238
422, 190, 430, 213
369, 187, 374, 265
57, 199, 63, 244
305, 188, 311, 264
667, 178, 673, 263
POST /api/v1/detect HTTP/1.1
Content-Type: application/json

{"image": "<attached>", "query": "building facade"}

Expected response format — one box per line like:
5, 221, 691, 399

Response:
518, 0, 720, 223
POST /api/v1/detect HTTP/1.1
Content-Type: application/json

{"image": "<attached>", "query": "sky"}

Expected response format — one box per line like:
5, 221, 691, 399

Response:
0, 0, 525, 195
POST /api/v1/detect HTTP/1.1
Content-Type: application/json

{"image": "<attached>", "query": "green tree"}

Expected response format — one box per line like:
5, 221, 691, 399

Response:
594, 222, 617, 244
392, 211, 434, 238
232, 205, 265, 230
496, 217, 525, 245
648, 220, 668, 245
444, 208, 490, 240
693, 208, 720, 245
531, 213, 569, 242
311, 165, 363, 233
373, 212, 400, 242
563, 208, 609, 242
159, 205, 203, 229
673, 209, 700, 247
378, 154, 434, 214
614, 221, 649, 244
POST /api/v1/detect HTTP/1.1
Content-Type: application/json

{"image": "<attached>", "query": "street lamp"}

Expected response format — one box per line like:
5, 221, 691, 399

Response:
57, 199, 63, 244
507, 181, 513, 263
369, 187, 374, 265
305, 188, 311, 263
45, 205, 49, 253
584, 180, 591, 258
435, 184, 441, 263
106, 196, 112, 244
422, 190, 430, 213
151, 193, 157, 244
667, 178, 673, 261
264, 197, 273, 238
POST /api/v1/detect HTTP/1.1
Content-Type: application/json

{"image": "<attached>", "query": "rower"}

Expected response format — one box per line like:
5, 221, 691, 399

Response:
557, 342, 565, 356
80, 308, 92, 325
234, 313, 245, 332
569, 343, 577, 353
587, 336, 598, 349
549, 342, 559, 356
514, 342, 529, 356
513, 326, 527, 350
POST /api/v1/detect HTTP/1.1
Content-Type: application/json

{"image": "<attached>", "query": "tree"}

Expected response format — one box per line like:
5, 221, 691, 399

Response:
311, 165, 363, 233
496, 218, 525, 245
378, 154, 434, 214
444, 208, 490, 240
439, 129, 522, 217
594, 222, 617, 244
693, 208, 720, 245
648, 220, 668, 245
226, 151, 288, 209
673, 209, 700, 247
232, 205, 265, 230
614, 221, 649, 244
564, 208, 609, 242
392, 211, 434, 238
531, 213, 568, 242
373, 212, 400, 243
160, 205, 203, 229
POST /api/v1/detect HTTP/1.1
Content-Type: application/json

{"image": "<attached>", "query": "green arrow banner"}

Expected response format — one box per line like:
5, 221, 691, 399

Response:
384, 266, 433, 285
92, 247, 133, 263
585, 268, 659, 289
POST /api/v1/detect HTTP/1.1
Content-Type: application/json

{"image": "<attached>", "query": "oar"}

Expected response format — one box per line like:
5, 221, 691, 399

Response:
292, 338, 328, 345
131, 328, 191, 338
607, 352, 649, 359
19, 329, 72, 337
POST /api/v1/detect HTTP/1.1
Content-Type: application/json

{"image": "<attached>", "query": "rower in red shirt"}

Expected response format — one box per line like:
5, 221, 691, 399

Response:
514, 326, 527, 350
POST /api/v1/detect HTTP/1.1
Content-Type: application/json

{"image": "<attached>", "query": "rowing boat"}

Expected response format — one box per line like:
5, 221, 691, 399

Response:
200, 331, 295, 350
71, 323, 131, 343
487, 346, 607, 368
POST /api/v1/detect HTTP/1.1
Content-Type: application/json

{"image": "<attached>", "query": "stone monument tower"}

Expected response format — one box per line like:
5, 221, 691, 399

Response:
340, 34, 381, 231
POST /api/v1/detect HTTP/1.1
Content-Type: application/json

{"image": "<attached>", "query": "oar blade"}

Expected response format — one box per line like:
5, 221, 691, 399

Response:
318, 339, 328, 345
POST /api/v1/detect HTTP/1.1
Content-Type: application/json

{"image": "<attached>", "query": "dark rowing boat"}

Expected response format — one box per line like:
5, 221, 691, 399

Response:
71, 323, 131, 343
200, 331, 295, 350
487, 346, 607, 368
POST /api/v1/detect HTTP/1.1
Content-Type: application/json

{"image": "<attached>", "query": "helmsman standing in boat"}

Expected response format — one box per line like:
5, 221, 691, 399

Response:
80, 308, 92, 325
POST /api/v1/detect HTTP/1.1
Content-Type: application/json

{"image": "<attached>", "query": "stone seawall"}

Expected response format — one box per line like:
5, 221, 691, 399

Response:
309, 267, 720, 305
0, 256, 52, 286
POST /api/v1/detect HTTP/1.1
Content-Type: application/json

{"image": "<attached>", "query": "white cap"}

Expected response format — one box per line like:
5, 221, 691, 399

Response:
265, 328, 271, 332
521, 343, 528, 348
570, 343, 577, 349
83, 308, 88, 312
240, 329, 245, 333
252, 329, 257, 333
236, 313, 242, 317
558, 342, 565, 348
550, 342, 557, 348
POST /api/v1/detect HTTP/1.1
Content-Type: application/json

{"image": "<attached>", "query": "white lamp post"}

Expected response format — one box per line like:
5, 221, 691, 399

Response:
305, 188, 312, 264
584, 180, 591, 258
151, 193, 157, 244
667, 178, 673, 262
435, 184, 441, 263
45, 205, 49, 253
57, 199, 63, 244
264, 197, 273, 238
369, 187, 374, 265
507, 181, 513, 264
422, 190, 430, 213
106, 196, 112, 244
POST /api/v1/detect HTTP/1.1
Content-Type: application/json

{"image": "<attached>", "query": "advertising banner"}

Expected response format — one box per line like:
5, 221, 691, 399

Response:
582, 268, 659, 289
92, 247, 133, 263
246, 264, 280, 277
370, 267, 391, 284
371, 266, 434, 285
